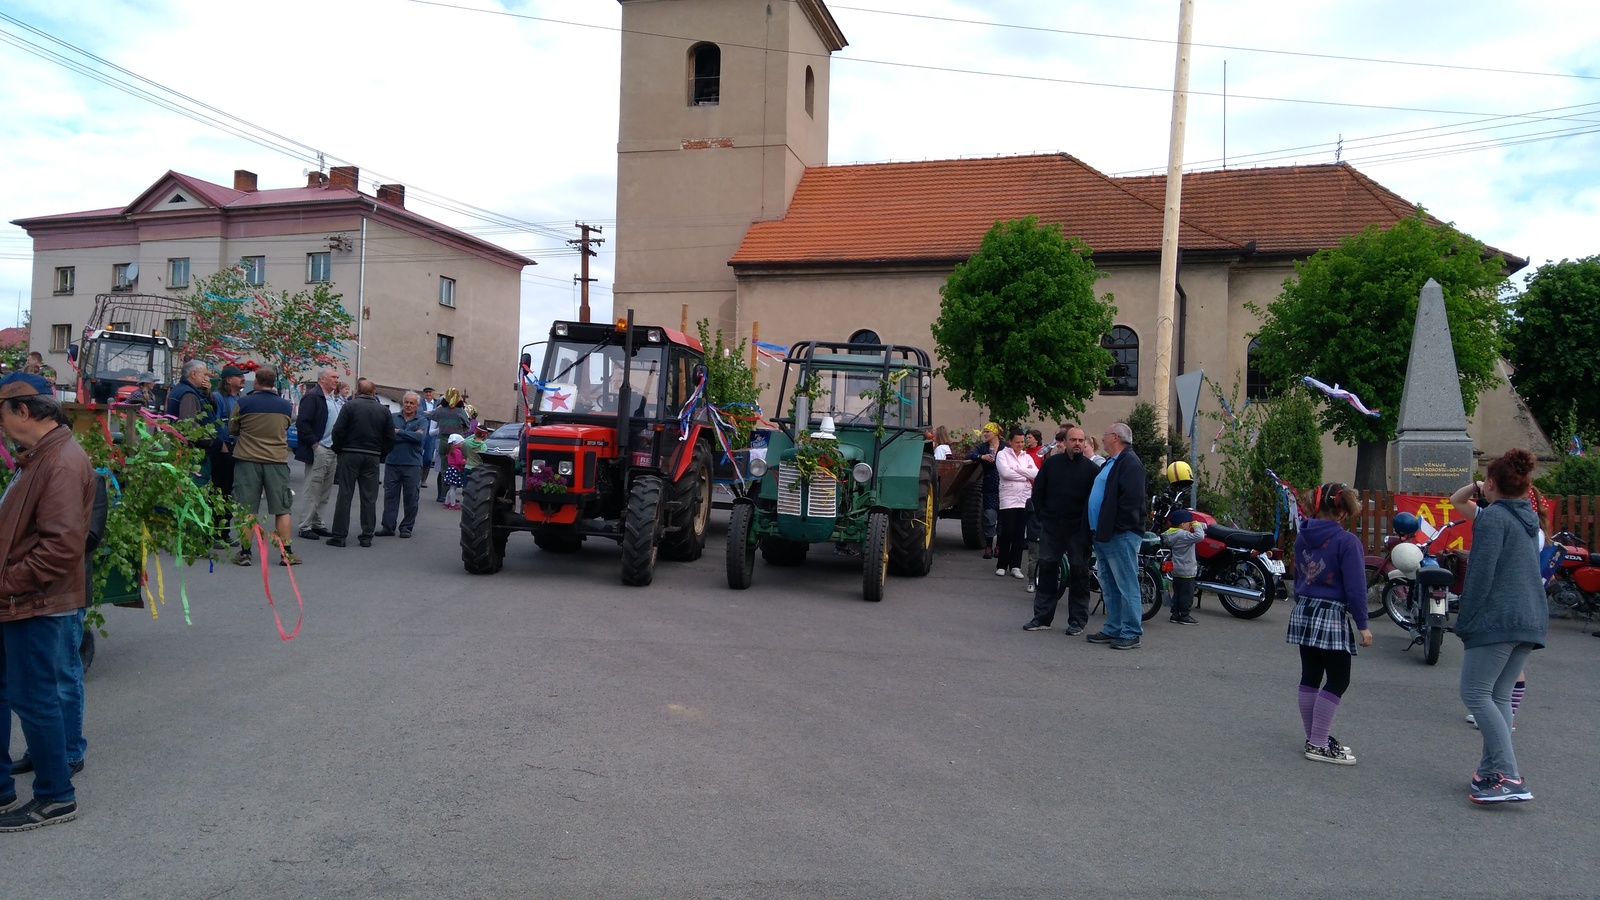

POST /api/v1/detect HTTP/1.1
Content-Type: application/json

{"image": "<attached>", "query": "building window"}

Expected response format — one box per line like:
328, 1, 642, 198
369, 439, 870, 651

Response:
112, 263, 136, 292
849, 329, 881, 347
1101, 326, 1139, 395
689, 43, 720, 106
437, 333, 454, 365
307, 252, 331, 283
804, 66, 815, 118
168, 258, 190, 288
439, 276, 456, 308
1246, 337, 1270, 400
51, 324, 71, 353
164, 318, 187, 350
54, 266, 75, 295
242, 256, 265, 286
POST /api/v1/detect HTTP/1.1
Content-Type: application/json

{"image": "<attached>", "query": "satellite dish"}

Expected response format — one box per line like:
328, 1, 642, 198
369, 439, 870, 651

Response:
125, 263, 139, 280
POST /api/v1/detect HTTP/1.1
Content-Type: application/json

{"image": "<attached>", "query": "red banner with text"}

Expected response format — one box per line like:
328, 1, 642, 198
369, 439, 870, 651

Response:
1390, 493, 1556, 553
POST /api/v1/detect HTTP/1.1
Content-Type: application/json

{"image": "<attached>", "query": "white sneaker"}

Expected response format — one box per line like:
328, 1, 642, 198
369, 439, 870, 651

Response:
1010, 567, 1025, 579
1025, 583, 1036, 593
995, 567, 1006, 576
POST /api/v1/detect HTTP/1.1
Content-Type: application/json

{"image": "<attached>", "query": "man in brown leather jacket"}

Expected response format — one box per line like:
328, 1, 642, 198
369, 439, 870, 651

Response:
0, 372, 94, 831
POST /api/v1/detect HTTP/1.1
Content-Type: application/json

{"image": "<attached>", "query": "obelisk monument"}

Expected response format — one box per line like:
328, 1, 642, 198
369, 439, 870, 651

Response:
1390, 278, 1475, 492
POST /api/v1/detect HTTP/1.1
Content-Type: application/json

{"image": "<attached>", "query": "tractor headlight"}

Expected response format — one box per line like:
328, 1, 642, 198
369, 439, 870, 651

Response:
553, 323, 568, 336
852, 462, 873, 484
529, 459, 546, 472
557, 460, 573, 476
646, 328, 663, 343
748, 456, 768, 477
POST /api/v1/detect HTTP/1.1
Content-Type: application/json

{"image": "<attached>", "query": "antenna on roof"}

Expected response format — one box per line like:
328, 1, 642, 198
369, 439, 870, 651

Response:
1335, 135, 1343, 164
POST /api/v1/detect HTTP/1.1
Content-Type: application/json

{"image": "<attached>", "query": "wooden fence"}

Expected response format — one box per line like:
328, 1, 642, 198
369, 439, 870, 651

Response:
1352, 491, 1600, 553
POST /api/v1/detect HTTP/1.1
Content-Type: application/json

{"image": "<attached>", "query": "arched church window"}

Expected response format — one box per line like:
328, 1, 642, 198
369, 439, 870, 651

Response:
805, 66, 815, 118
689, 43, 721, 107
1101, 326, 1139, 395
849, 329, 881, 347
1246, 337, 1270, 400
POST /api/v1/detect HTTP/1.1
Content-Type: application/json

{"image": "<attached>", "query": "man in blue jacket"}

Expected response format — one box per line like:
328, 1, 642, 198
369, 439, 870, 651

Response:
377, 391, 427, 539
1086, 423, 1148, 650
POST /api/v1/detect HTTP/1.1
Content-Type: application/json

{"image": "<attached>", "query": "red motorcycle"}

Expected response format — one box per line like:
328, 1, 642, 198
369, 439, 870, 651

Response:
1547, 531, 1600, 622
1151, 486, 1282, 619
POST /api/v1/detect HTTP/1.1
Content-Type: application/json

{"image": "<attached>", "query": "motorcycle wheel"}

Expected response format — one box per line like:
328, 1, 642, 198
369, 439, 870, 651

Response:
1382, 579, 1418, 631
1422, 622, 1444, 665
1215, 557, 1274, 619
1139, 565, 1163, 621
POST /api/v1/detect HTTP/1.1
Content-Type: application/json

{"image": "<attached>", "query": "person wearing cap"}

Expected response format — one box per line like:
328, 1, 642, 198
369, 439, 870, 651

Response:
0, 372, 95, 831
206, 365, 247, 548
1163, 508, 1205, 626
419, 387, 439, 489
328, 378, 394, 548
125, 372, 160, 409
229, 365, 299, 567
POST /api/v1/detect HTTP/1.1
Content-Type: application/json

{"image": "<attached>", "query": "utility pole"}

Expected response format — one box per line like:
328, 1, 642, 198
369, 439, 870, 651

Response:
568, 223, 604, 323
1152, 0, 1195, 467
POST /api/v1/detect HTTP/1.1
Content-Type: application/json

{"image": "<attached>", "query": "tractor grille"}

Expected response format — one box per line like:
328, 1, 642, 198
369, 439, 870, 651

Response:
776, 465, 837, 518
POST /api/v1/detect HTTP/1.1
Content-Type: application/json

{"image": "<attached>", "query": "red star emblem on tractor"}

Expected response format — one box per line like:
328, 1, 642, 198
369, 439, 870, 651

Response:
546, 389, 571, 411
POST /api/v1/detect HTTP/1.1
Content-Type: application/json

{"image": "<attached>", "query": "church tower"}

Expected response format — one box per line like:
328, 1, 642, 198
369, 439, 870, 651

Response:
613, 0, 847, 333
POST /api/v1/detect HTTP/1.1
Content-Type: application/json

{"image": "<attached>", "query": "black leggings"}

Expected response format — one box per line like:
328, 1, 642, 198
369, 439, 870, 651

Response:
1299, 645, 1351, 697
997, 507, 1028, 570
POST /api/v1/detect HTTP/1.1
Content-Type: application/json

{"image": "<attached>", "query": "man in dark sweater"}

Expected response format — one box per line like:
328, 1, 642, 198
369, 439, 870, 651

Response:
1025, 425, 1101, 634
328, 378, 394, 548
1087, 422, 1148, 650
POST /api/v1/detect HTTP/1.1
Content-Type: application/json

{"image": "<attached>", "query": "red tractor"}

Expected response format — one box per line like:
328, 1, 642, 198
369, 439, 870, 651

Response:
459, 313, 714, 585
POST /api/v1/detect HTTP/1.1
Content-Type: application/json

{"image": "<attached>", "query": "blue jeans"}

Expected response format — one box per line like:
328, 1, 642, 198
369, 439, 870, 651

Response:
1095, 531, 1144, 640
382, 464, 421, 532
1, 614, 80, 803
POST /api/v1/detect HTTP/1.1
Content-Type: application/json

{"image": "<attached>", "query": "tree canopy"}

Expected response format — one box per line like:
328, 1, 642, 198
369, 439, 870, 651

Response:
180, 263, 357, 386
1505, 255, 1600, 443
1247, 212, 1509, 487
931, 216, 1115, 425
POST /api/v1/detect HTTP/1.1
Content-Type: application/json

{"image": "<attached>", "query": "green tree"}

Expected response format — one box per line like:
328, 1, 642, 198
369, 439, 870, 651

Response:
931, 217, 1115, 425
1506, 255, 1600, 442
1533, 452, 1600, 497
694, 318, 767, 447
1248, 211, 1509, 489
1250, 385, 1324, 532
181, 263, 357, 384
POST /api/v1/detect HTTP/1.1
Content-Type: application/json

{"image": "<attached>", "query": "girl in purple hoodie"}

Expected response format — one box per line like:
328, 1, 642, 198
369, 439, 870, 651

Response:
1287, 483, 1373, 765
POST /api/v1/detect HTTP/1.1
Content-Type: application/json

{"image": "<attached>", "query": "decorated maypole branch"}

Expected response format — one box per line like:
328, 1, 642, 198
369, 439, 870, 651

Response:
181, 263, 357, 390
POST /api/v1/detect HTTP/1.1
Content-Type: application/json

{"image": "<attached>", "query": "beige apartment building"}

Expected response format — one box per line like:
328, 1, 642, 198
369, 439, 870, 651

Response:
13, 166, 531, 416
611, 0, 1552, 483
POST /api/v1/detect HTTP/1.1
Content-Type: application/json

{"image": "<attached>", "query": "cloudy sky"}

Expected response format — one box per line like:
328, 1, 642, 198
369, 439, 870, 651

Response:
2, 0, 1596, 350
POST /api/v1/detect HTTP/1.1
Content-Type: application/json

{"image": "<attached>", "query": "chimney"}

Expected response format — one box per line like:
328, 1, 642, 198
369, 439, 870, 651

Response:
307, 171, 328, 188
328, 166, 360, 190
376, 184, 406, 208
233, 169, 258, 192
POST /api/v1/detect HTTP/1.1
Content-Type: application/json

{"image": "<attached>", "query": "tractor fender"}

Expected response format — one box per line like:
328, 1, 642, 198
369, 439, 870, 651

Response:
669, 423, 709, 482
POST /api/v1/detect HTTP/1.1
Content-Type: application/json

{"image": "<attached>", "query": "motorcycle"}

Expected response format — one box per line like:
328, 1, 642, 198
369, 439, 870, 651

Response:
1079, 534, 1166, 622
1380, 516, 1468, 666
1547, 530, 1600, 622
1150, 485, 1282, 619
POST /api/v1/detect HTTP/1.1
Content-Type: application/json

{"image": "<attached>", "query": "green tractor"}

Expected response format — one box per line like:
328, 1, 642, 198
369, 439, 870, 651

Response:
726, 340, 937, 602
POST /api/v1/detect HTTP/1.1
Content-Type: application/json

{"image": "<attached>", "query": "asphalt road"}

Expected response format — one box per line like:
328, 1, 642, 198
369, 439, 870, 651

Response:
8, 484, 1600, 898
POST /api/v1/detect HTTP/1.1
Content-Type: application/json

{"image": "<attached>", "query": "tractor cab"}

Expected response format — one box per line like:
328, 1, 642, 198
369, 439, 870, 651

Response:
78, 329, 174, 407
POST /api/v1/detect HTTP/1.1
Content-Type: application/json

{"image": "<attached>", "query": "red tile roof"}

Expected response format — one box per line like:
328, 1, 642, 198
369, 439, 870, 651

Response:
0, 326, 28, 347
731, 155, 1521, 268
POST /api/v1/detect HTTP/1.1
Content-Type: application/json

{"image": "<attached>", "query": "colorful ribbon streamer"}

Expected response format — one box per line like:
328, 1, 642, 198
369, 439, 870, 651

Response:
252, 523, 304, 641
1302, 376, 1382, 418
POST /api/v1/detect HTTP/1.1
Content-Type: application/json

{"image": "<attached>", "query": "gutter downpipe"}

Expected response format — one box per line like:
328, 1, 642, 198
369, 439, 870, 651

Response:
356, 207, 370, 377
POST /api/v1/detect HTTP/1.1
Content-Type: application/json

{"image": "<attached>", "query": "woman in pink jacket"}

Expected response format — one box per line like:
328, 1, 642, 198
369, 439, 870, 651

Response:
995, 427, 1039, 579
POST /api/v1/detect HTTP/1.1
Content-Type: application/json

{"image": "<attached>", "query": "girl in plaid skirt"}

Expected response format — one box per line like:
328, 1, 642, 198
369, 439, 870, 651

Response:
1287, 483, 1373, 765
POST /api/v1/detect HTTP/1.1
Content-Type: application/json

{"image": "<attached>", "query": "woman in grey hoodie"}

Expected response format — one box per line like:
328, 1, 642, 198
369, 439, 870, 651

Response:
1454, 448, 1547, 805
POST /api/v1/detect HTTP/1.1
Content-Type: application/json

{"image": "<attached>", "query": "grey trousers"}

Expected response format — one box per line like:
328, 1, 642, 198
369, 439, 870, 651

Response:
294, 444, 339, 530
1459, 641, 1536, 779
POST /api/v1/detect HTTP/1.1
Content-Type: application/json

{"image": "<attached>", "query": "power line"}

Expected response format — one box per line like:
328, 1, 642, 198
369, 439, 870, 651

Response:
402, 0, 1600, 124
824, 3, 1600, 82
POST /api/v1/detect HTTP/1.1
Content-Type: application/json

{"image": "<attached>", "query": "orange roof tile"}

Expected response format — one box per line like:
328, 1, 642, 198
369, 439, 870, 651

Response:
731, 155, 1522, 268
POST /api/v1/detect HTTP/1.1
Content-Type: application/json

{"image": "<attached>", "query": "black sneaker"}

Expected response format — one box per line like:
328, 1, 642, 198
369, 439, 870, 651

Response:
326, 538, 347, 548
1169, 614, 1199, 626
0, 793, 23, 815
398, 529, 412, 538
8, 754, 85, 776
296, 529, 321, 542
1110, 637, 1142, 650
1086, 631, 1117, 644
1304, 740, 1356, 765
358, 536, 373, 548
1022, 622, 1051, 632
312, 526, 335, 538
1064, 625, 1084, 636
374, 529, 396, 537
1469, 773, 1532, 804
0, 798, 78, 832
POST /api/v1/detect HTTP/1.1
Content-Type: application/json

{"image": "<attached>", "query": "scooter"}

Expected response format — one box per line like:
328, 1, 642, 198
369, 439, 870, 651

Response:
1380, 515, 1468, 665
1151, 484, 1282, 619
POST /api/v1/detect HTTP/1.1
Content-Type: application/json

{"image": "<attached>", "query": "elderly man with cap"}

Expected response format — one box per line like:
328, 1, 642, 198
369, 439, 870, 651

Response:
0, 372, 95, 831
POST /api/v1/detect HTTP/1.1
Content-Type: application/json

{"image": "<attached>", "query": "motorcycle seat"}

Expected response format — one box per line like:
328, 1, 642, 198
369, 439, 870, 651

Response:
1416, 567, 1455, 588
1205, 524, 1276, 552
1589, 553, 1600, 567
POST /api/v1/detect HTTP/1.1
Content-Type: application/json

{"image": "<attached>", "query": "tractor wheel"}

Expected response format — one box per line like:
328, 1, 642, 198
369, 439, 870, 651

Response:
727, 502, 757, 589
959, 478, 984, 550
889, 458, 937, 577
863, 510, 891, 602
620, 476, 664, 587
760, 537, 809, 566
461, 466, 508, 575
661, 441, 712, 562
533, 531, 582, 553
